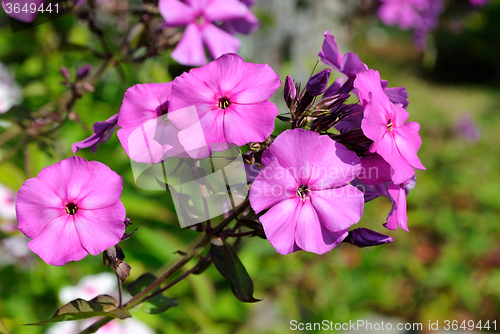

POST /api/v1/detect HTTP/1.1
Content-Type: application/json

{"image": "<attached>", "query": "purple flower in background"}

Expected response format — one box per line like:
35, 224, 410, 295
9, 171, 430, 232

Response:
249, 129, 364, 255
354, 69, 425, 185
159, 0, 249, 66
16, 157, 126, 266
344, 228, 393, 247
469, 0, 488, 6
168, 53, 281, 158
2, 0, 45, 23
72, 114, 119, 153
377, 0, 443, 49
454, 113, 481, 142
220, 0, 259, 35
117, 82, 188, 164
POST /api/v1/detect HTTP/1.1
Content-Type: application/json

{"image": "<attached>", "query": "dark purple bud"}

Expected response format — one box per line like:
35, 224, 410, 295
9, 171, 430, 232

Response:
284, 75, 296, 108
306, 68, 331, 96
344, 228, 393, 248
72, 114, 119, 153
76, 65, 92, 80
60, 66, 71, 81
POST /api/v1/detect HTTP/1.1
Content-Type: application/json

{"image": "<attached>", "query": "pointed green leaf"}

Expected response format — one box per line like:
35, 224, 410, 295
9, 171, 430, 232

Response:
127, 273, 178, 314
210, 238, 261, 303
25, 295, 131, 326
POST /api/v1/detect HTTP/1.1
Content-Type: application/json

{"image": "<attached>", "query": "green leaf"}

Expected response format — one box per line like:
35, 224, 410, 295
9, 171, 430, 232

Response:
210, 238, 261, 303
25, 295, 131, 326
0, 319, 12, 334
126, 273, 178, 314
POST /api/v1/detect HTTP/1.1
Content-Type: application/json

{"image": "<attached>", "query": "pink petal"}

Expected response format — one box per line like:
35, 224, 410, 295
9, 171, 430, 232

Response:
27, 215, 88, 266
393, 127, 426, 170
340, 52, 368, 76
159, 0, 196, 26
310, 185, 364, 232
249, 157, 297, 213
117, 82, 172, 128
76, 161, 123, 210
16, 178, 64, 239
391, 102, 409, 127
74, 202, 126, 256
384, 183, 408, 231
354, 69, 391, 109
259, 198, 301, 255
357, 154, 392, 185
171, 23, 207, 66
262, 129, 360, 187
376, 133, 416, 185
223, 101, 278, 146
294, 199, 349, 254
403, 121, 422, 149
229, 61, 282, 104
33, 156, 92, 203
202, 23, 241, 60
362, 102, 390, 152
203, 0, 247, 21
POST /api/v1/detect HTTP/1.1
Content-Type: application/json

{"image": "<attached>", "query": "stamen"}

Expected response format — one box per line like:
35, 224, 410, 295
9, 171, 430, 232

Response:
218, 97, 230, 109
387, 120, 393, 131
66, 203, 78, 215
296, 185, 310, 202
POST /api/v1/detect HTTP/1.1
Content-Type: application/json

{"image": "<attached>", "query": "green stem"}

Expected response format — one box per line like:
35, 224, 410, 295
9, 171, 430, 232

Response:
78, 199, 250, 334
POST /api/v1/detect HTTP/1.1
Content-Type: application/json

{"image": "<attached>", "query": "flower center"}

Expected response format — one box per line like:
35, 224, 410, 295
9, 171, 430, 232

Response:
218, 97, 230, 110
195, 15, 205, 25
296, 184, 310, 201
66, 203, 78, 215
387, 120, 393, 131
156, 100, 169, 117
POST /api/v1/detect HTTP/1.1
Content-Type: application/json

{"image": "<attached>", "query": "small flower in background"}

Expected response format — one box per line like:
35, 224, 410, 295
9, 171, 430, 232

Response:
72, 114, 119, 153
0, 183, 16, 222
354, 69, 425, 185
116, 82, 189, 164
159, 0, 252, 66
344, 228, 394, 248
377, 0, 443, 49
168, 53, 281, 158
219, 0, 259, 35
469, 0, 488, 6
249, 129, 364, 255
16, 156, 126, 266
454, 112, 481, 142
0, 235, 32, 267
45, 273, 154, 334
1, 0, 45, 23
0, 62, 22, 113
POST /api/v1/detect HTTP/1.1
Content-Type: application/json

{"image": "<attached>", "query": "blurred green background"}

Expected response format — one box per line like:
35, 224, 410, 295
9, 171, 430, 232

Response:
1, 1, 500, 333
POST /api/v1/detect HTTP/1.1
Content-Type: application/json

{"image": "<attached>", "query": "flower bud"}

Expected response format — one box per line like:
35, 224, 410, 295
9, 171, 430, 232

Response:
344, 228, 393, 248
284, 75, 296, 108
76, 65, 92, 80
60, 66, 71, 81
306, 68, 331, 96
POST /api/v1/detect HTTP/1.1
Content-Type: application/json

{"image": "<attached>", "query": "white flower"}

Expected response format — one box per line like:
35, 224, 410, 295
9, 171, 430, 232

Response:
0, 62, 22, 114
0, 183, 17, 221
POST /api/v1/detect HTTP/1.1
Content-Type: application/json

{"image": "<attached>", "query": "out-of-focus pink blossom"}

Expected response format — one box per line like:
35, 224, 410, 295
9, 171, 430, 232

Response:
16, 157, 126, 266
159, 0, 250, 66
168, 53, 281, 158
249, 129, 364, 255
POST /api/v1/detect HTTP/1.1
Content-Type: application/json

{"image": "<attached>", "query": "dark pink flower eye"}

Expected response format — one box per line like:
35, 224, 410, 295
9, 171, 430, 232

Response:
218, 97, 230, 109
65, 203, 78, 215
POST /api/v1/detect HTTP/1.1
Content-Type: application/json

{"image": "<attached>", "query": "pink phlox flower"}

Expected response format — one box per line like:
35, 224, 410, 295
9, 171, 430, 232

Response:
16, 156, 126, 266
219, 0, 259, 35
354, 69, 425, 185
159, 0, 249, 66
168, 53, 281, 159
117, 82, 189, 164
249, 129, 364, 255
